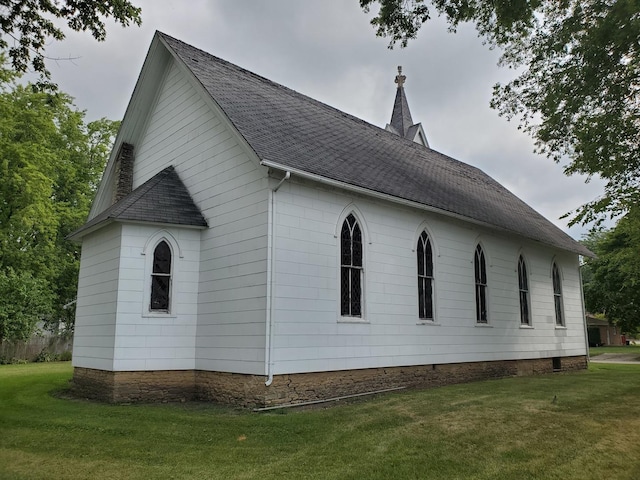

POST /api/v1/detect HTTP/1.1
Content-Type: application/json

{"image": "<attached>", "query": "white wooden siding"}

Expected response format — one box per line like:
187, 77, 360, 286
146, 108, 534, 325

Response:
270, 180, 588, 375
127, 58, 268, 374
110, 224, 201, 371
72, 224, 121, 370
78, 52, 586, 378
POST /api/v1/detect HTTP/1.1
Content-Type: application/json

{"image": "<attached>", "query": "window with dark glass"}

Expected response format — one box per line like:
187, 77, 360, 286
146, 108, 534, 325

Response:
341, 213, 362, 317
475, 244, 488, 323
518, 255, 531, 325
417, 231, 434, 320
150, 240, 171, 311
552, 262, 564, 326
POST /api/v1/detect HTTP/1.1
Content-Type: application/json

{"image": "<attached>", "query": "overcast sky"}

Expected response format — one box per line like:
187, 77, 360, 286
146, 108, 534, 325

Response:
42, 0, 605, 240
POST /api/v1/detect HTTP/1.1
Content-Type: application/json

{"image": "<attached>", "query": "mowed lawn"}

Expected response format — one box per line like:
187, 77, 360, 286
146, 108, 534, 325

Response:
1, 362, 640, 480
591, 344, 640, 356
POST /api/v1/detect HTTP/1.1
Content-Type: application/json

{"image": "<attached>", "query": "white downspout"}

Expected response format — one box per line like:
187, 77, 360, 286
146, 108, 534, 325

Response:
265, 171, 290, 386
578, 261, 590, 364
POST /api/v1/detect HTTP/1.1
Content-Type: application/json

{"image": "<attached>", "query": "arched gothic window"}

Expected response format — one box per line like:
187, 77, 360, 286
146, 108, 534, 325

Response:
552, 262, 564, 326
417, 231, 434, 320
340, 213, 363, 317
475, 244, 488, 323
150, 240, 172, 311
518, 255, 531, 325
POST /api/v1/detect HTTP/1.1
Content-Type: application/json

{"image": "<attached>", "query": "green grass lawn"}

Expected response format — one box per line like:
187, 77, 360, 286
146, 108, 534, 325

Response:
2, 362, 640, 480
590, 344, 640, 356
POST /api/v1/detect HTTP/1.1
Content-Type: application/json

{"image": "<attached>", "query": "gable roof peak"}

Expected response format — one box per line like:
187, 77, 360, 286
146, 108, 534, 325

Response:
68, 165, 207, 241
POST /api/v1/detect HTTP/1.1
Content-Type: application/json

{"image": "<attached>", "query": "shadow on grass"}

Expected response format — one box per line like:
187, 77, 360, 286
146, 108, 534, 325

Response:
2, 362, 640, 480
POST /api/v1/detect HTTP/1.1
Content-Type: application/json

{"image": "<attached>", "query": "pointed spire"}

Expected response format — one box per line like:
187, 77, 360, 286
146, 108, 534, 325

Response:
385, 66, 429, 147
389, 65, 414, 137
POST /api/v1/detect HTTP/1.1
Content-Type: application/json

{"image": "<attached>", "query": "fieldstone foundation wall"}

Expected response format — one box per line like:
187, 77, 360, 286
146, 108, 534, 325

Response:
72, 368, 195, 403
72, 355, 587, 407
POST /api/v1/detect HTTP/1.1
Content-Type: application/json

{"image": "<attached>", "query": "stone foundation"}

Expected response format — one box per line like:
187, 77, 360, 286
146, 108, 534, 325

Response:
72, 368, 195, 403
72, 355, 587, 407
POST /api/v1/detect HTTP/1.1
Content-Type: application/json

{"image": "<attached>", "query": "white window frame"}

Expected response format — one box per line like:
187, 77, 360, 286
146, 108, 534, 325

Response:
142, 230, 181, 318
474, 243, 489, 324
518, 254, 532, 326
417, 230, 435, 322
335, 207, 368, 323
552, 261, 565, 327
340, 213, 363, 318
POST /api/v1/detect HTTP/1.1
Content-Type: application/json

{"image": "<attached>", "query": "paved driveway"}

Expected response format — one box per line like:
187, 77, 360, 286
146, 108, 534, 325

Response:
590, 353, 640, 364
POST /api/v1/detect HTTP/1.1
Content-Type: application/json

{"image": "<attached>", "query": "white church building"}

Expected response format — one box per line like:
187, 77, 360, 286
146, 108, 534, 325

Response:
69, 32, 591, 406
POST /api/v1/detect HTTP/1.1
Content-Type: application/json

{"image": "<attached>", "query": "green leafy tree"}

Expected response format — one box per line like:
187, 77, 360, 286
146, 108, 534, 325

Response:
0, 269, 52, 342
582, 209, 640, 333
0, 0, 141, 87
0, 65, 118, 340
360, 0, 640, 226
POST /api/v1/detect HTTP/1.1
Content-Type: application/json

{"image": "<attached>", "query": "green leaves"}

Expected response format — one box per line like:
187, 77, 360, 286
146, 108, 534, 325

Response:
493, 0, 640, 226
582, 208, 640, 333
0, 69, 118, 340
360, 0, 431, 48
0, 0, 142, 88
0, 269, 53, 342
361, 0, 640, 226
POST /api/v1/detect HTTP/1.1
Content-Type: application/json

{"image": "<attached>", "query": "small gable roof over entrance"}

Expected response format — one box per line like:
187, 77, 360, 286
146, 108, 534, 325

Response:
69, 166, 207, 240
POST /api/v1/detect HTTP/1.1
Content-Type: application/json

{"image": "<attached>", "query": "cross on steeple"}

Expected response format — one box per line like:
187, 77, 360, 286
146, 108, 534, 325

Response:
395, 66, 406, 88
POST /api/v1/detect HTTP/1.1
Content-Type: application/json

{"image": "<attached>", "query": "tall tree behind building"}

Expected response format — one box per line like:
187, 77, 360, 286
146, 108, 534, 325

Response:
582, 209, 640, 334
0, 65, 118, 341
360, 0, 640, 226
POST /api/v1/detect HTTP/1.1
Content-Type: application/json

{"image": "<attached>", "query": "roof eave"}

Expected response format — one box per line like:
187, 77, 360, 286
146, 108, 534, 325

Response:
67, 217, 207, 243
66, 218, 116, 243
261, 159, 591, 257
116, 219, 208, 230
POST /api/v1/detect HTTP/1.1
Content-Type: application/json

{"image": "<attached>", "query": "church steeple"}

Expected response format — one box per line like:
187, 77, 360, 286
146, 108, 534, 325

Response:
389, 66, 414, 137
385, 66, 429, 147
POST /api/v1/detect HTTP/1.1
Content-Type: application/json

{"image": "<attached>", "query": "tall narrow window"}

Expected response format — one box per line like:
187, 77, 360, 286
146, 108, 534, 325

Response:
552, 262, 564, 326
475, 244, 488, 323
151, 240, 172, 311
417, 231, 434, 320
341, 213, 363, 317
518, 255, 531, 325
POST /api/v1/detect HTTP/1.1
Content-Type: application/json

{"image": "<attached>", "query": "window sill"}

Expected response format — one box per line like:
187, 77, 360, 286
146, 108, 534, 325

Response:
555, 325, 567, 330
519, 324, 534, 329
338, 317, 369, 324
417, 320, 440, 326
142, 311, 177, 319
475, 323, 493, 328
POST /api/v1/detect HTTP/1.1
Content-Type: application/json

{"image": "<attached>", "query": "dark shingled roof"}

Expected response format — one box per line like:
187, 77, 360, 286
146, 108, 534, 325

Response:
69, 166, 207, 240
142, 34, 589, 256
160, 33, 590, 256
586, 315, 609, 327
160, 34, 590, 255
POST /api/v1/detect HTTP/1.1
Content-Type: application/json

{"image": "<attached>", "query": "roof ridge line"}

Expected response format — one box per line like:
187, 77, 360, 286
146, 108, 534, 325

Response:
161, 33, 437, 153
